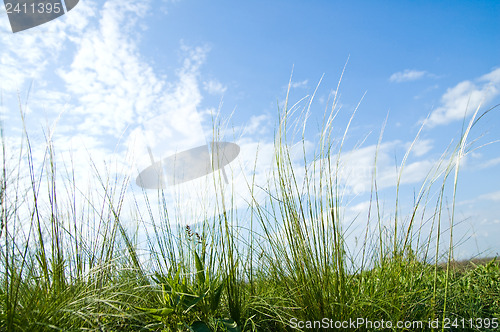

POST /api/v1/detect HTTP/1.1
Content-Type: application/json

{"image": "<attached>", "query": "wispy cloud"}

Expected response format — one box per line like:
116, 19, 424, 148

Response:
309, 139, 436, 195
291, 79, 308, 89
478, 191, 500, 202
405, 139, 433, 157
56, 0, 163, 139
478, 157, 500, 170
237, 114, 272, 136
0, 0, 222, 223
426, 68, 500, 127
0, 0, 95, 92
203, 79, 227, 95
389, 69, 428, 83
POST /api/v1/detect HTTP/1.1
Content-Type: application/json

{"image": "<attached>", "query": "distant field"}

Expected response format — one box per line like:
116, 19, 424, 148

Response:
440, 257, 499, 272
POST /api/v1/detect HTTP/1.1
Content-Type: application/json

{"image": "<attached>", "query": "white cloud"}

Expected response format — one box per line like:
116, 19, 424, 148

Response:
0, 0, 95, 92
240, 114, 272, 136
478, 157, 500, 169
291, 79, 308, 89
308, 139, 436, 196
203, 79, 227, 95
347, 200, 372, 217
426, 68, 500, 127
389, 69, 428, 83
405, 139, 433, 157
0, 0, 220, 226
478, 191, 500, 202
56, 0, 163, 139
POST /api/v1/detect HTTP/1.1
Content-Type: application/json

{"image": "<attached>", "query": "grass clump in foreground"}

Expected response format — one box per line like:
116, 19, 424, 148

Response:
0, 81, 499, 331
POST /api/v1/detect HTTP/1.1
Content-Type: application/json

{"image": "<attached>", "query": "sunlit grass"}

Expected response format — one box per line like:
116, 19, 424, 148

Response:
0, 82, 499, 331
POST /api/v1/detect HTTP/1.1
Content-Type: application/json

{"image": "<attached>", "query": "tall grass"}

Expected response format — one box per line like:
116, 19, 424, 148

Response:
0, 83, 499, 331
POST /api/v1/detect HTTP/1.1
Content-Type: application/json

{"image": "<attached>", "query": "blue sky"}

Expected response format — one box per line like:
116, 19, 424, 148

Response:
1, 0, 499, 260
